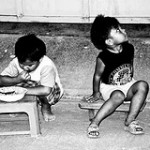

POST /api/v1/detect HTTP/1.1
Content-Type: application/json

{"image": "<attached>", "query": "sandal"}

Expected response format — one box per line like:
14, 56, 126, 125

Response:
87, 124, 100, 138
124, 120, 144, 135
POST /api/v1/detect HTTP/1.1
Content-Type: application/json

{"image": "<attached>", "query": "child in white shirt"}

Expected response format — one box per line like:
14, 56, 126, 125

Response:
0, 34, 63, 121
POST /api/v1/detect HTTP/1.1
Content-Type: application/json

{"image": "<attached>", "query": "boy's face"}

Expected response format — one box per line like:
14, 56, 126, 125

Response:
108, 26, 128, 45
19, 59, 40, 72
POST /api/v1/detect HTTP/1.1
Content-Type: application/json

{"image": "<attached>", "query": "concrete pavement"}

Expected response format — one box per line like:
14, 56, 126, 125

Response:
0, 98, 150, 150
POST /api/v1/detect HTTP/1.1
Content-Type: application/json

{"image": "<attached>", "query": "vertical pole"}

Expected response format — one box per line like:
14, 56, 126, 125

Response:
82, 0, 90, 23
15, 0, 24, 20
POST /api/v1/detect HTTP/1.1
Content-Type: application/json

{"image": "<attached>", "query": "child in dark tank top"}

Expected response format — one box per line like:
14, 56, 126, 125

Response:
85, 15, 149, 138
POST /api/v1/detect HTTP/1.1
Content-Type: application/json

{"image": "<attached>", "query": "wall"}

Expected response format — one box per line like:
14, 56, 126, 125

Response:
0, 0, 150, 23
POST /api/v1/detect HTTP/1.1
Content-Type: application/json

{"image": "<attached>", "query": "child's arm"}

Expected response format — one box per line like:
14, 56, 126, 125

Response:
0, 75, 20, 86
25, 85, 52, 96
85, 57, 104, 103
0, 71, 31, 86
92, 57, 105, 98
24, 66, 55, 96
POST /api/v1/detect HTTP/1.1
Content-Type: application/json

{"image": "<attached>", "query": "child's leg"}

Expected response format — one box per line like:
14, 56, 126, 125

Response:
92, 90, 125, 125
38, 83, 62, 122
125, 80, 149, 126
38, 96, 55, 121
88, 90, 125, 137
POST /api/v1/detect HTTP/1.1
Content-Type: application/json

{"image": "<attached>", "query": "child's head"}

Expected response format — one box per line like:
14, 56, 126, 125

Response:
15, 34, 46, 72
91, 15, 127, 50
15, 34, 46, 63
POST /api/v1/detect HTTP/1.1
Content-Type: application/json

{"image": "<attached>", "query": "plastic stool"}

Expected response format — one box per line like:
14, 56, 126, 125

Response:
0, 95, 41, 137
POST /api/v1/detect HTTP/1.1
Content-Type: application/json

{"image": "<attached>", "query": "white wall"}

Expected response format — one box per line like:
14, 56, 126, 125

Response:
89, 0, 150, 23
0, 0, 150, 23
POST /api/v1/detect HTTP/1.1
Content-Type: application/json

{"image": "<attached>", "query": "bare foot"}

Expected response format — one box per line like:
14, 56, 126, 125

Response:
41, 105, 56, 122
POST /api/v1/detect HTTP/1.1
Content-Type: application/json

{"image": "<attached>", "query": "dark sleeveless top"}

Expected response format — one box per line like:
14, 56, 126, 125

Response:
98, 42, 134, 85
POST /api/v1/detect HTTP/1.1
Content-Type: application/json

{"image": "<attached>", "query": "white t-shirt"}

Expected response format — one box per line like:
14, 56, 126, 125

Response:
1, 55, 63, 95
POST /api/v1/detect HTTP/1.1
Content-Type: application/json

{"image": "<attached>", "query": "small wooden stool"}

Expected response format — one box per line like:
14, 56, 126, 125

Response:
0, 95, 41, 137
78, 98, 146, 121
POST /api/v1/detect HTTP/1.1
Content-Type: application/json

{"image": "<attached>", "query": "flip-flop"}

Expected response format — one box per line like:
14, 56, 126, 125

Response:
87, 124, 100, 138
124, 120, 144, 135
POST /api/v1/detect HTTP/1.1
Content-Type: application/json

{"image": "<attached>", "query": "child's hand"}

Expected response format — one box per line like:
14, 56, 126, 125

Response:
17, 80, 38, 88
84, 92, 104, 103
17, 71, 31, 82
93, 92, 103, 99
23, 80, 38, 87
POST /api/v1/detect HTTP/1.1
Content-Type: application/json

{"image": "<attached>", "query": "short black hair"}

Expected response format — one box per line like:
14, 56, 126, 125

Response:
90, 15, 120, 49
15, 34, 46, 63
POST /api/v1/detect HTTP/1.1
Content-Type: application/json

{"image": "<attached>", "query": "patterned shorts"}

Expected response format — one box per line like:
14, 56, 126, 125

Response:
18, 81, 62, 105
46, 82, 62, 105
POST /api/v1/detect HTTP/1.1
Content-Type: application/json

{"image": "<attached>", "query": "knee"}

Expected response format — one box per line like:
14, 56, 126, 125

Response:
110, 90, 125, 104
136, 81, 149, 92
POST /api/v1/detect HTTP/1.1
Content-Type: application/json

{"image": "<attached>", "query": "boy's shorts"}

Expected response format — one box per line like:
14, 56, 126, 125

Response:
46, 82, 63, 105
18, 81, 63, 105
100, 79, 136, 101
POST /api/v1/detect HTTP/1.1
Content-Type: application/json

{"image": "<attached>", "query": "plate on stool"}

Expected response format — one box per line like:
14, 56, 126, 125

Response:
0, 86, 27, 102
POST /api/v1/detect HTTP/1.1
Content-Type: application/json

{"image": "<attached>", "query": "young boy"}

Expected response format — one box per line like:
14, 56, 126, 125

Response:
0, 34, 63, 121
86, 15, 149, 138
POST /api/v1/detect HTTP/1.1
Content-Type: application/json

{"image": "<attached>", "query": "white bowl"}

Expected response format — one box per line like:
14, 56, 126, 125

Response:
0, 86, 27, 102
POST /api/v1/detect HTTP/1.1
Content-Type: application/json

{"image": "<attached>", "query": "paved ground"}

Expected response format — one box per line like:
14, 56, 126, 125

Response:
0, 98, 150, 150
